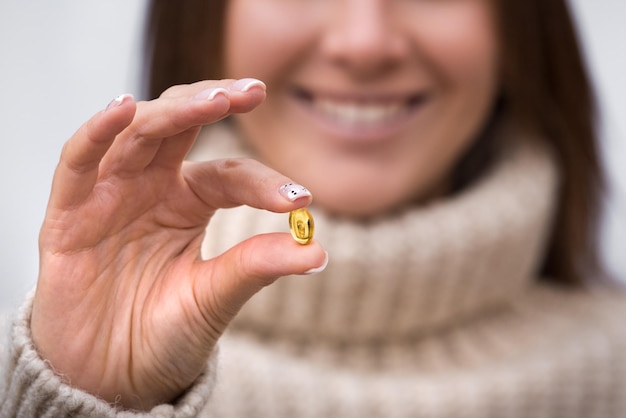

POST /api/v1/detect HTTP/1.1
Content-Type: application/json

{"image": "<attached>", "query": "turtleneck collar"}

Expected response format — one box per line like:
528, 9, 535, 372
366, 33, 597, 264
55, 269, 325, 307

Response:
189, 123, 559, 344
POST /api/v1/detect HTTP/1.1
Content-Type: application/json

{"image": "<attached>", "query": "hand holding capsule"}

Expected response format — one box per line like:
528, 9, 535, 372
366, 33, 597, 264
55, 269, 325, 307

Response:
31, 79, 327, 410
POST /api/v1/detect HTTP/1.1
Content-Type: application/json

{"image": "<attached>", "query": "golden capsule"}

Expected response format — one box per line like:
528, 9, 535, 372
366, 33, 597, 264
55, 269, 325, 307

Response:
288, 207, 314, 245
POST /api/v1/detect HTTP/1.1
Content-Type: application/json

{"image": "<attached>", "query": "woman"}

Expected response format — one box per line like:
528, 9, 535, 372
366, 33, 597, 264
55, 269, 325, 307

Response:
2, 0, 625, 416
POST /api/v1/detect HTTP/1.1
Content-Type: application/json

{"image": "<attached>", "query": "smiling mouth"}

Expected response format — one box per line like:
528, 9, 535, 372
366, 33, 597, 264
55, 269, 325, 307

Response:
293, 88, 427, 127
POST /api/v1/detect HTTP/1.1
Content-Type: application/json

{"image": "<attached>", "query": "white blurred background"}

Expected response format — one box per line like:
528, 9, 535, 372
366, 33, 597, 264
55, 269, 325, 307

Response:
0, 1, 624, 311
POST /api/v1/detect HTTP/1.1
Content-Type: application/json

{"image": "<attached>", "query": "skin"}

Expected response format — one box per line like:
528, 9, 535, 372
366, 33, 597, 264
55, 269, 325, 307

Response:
31, 0, 500, 411
225, 0, 500, 217
31, 81, 326, 410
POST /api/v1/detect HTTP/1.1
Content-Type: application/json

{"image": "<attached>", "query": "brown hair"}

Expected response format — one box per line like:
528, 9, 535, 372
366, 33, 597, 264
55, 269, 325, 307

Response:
145, 1, 227, 98
492, 0, 604, 283
144, 0, 604, 284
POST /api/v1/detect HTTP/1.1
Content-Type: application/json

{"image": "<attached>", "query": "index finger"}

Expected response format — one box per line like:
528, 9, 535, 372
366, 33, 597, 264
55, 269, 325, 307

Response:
183, 158, 313, 214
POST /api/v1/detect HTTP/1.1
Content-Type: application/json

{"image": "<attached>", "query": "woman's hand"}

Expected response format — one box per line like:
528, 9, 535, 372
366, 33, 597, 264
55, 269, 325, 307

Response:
30, 79, 327, 410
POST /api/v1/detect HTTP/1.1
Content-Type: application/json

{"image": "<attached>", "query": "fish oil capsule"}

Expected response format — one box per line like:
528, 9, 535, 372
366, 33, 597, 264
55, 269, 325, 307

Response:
288, 208, 314, 245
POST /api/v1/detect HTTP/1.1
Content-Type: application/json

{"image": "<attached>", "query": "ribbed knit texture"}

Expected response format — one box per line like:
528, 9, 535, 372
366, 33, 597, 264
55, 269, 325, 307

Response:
1, 123, 625, 417
198, 127, 556, 342
193, 124, 626, 417
205, 287, 626, 418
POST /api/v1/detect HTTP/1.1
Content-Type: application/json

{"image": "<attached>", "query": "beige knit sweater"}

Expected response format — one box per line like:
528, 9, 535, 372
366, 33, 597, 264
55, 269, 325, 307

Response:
1, 124, 626, 417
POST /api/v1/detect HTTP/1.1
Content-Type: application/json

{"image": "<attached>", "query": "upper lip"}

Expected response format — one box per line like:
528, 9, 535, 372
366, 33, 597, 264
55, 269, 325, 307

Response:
291, 86, 428, 105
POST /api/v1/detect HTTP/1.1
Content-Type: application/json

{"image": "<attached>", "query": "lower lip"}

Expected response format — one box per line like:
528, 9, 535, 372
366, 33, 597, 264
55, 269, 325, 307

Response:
290, 95, 426, 146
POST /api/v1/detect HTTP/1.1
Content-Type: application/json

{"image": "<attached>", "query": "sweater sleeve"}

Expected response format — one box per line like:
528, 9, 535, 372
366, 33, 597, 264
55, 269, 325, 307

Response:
0, 292, 218, 418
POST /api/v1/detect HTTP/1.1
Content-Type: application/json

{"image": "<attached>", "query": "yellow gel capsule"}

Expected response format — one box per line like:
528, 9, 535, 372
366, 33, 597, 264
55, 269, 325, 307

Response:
288, 208, 314, 245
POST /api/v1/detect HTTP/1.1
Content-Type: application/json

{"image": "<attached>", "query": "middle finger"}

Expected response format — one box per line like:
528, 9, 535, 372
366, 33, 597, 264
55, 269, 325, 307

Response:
103, 79, 266, 176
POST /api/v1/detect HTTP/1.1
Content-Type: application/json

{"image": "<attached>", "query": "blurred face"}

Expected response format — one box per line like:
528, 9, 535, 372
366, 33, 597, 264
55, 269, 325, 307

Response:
225, 0, 499, 218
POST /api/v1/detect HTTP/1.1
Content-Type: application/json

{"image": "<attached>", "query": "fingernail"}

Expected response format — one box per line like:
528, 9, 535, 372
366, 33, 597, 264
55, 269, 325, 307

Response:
105, 93, 133, 111
279, 183, 312, 202
302, 251, 329, 275
193, 87, 230, 101
231, 78, 266, 93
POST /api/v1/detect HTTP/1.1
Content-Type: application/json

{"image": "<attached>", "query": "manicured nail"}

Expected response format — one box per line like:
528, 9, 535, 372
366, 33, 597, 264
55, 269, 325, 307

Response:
302, 252, 329, 275
231, 78, 266, 93
193, 87, 229, 101
105, 94, 133, 111
279, 183, 312, 202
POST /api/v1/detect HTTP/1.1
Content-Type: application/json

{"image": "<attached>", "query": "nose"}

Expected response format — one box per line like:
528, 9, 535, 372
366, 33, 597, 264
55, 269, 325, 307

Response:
320, 0, 409, 78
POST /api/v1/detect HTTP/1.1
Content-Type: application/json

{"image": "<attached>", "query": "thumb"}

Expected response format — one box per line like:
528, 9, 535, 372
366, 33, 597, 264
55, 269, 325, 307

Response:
192, 233, 327, 333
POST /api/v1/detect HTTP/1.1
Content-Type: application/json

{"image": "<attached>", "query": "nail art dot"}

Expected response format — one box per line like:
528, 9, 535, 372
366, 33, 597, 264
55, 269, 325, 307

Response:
279, 183, 312, 202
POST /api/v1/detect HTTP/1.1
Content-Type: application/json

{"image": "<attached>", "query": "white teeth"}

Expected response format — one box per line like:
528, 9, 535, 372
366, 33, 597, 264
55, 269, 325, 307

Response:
315, 99, 406, 125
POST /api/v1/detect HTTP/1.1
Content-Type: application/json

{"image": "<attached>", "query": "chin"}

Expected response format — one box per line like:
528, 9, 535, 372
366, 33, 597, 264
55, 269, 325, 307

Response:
309, 176, 446, 220
312, 192, 411, 220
